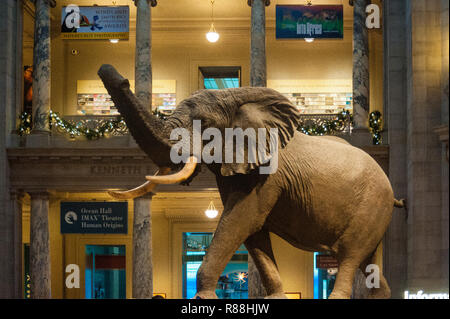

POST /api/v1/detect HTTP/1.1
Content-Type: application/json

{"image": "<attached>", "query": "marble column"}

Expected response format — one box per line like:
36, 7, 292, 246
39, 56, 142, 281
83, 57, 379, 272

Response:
247, 0, 270, 298
134, 0, 157, 110
352, 0, 370, 128
29, 191, 51, 299
132, 193, 154, 298
249, 0, 270, 87
31, 0, 54, 133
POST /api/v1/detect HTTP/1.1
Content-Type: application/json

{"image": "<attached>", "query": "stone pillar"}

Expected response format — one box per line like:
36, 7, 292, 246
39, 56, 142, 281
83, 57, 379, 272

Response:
383, 0, 408, 299
247, 0, 270, 299
439, 0, 449, 288
29, 191, 51, 299
0, 0, 23, 298
132, 193, 154, 298
11, 191, 25, 298
406, 0, 445, 292
31, 0, 54, 133
352, 0, 370, 128
134, 0, 157, 110
249, 0, 270, 87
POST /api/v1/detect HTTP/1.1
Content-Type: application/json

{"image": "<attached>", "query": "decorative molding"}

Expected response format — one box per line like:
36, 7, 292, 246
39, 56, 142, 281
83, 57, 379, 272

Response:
28, 190, 50, 200
6, 148, 219, 192
133, 192, 155, 200
247, 0, 271, 7
133, 0, 157, 7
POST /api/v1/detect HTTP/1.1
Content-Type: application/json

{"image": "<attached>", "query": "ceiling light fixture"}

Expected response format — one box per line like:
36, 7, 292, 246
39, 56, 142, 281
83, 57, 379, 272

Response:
205, 201, 219, 219
304, 0, 314, 43
206, 0, 219, 43
109, 1, 119, 43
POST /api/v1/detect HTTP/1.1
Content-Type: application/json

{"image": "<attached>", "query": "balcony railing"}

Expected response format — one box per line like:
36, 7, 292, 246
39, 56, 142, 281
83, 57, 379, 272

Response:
18, 112, 354, 140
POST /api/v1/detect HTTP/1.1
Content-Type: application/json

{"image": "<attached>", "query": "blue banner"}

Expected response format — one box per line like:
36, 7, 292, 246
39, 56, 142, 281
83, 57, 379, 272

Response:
61, 202, 128, 234
276, 5, 344, 39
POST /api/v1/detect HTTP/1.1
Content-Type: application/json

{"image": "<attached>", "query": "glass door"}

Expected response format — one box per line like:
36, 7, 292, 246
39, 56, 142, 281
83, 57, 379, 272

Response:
85, 245, 126, 299
182, 232, 248, 299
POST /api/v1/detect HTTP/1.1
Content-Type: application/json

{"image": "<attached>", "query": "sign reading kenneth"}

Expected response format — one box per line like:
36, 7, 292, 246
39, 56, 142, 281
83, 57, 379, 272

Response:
276, 5, 343, 39
61, 5, 129, 40
61, 202, 128, 234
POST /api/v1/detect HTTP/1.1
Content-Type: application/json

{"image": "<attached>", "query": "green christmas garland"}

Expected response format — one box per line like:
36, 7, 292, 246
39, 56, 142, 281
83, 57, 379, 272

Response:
297, 110, 354, 136
17, 111, 126, 140
368, 111, 383, 145
18, 111, 33, 136
17, 110, 382, 144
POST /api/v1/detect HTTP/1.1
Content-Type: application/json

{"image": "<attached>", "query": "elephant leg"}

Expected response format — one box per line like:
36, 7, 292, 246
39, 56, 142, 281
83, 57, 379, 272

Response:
328, 256, 361, 299
245, 228, 286, 299
195, 187, 280, 299
358, 243, 391, 299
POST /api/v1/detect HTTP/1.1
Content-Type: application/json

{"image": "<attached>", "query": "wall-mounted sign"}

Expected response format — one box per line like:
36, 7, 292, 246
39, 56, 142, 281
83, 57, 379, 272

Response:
276, 5, 344, 39
61, 202, 128, 234
61, 6, 129, 40
316, 254, 339, 269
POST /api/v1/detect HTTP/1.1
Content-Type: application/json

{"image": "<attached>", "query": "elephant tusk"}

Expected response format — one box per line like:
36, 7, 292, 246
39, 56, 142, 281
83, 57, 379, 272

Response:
108, 167, 171, 199
145, 156, 198, 184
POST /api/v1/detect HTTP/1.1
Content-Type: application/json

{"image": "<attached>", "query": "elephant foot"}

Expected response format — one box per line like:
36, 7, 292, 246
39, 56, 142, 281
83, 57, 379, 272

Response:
264, 292, 288, 299
367, 287, 391, 299
328, 291, 351, 299
193, 290, 218, 299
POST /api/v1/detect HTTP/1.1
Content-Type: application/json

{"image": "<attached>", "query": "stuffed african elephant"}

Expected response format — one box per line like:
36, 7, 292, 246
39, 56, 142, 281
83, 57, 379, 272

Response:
98, 65, 404, 299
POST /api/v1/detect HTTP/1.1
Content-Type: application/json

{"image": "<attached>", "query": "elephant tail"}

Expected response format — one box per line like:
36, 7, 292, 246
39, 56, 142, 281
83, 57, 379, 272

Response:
394, 198, 406, 209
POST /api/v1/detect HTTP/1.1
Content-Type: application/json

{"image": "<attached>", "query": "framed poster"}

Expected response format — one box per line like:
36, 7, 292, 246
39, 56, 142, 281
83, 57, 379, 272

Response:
61, 5, 129, 40
276, 5, 344, 39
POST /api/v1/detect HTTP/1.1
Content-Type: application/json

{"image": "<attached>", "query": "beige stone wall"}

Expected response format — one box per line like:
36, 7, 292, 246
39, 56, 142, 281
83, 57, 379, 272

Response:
406, 0, 447, 292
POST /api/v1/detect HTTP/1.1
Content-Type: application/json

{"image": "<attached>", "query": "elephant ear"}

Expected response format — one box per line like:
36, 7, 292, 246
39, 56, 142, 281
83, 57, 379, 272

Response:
220, 89, 300, 176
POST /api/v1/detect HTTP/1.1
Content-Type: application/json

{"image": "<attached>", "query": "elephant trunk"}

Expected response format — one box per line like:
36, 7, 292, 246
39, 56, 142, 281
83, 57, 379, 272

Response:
98, 64, 174, 167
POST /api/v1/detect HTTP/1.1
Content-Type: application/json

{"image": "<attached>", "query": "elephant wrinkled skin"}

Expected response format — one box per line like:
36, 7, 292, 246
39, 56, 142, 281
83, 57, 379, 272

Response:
98, 64, 403, 299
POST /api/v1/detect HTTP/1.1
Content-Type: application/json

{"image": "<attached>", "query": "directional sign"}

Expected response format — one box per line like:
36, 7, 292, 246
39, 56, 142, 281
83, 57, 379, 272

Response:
61, 202, 128, 234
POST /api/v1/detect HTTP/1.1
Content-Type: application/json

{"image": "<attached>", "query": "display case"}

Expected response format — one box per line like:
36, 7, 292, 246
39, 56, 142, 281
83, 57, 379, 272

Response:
76, 93, 176, 115
76, 80, 177, 115
284, 92, 353, 114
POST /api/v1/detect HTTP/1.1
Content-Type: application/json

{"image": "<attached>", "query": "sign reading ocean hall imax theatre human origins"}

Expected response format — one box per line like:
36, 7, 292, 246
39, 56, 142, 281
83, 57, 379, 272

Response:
61, 202, 128, 234
61, 5, 129, 40
276, 5, 344, 39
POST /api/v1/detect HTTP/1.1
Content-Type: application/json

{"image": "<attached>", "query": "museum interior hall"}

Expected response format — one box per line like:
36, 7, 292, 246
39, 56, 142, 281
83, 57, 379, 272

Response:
0, 0, 448, 300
